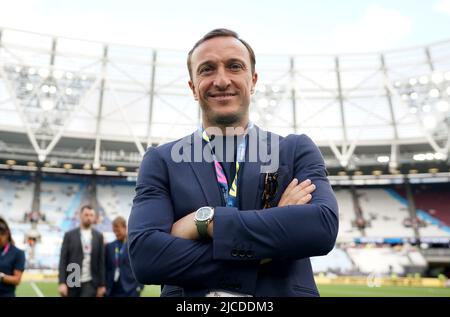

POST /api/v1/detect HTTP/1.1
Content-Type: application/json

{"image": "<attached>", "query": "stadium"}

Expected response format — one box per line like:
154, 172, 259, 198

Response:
1, 12, 450, 297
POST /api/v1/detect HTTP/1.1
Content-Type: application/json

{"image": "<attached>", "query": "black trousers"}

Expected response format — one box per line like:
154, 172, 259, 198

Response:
68, 281, 97, 297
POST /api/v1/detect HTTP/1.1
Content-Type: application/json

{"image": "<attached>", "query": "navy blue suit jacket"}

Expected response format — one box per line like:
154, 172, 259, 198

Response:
128, 126, 338, 297
105, 240, 143, 297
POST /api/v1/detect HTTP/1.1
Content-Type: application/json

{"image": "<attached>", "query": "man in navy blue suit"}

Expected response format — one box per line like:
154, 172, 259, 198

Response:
105, 216, 143, 297
128, 28, 339, 297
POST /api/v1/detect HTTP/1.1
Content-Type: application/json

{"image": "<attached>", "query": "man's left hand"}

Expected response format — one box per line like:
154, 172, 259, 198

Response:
96, 286, 106, 297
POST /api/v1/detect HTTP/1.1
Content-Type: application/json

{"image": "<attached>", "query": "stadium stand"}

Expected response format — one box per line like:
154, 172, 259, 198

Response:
334, 188, 362, 241
347, 245, 427, 275
311, 247, 356, 275
0, 176, 34, 223
357, 188, 415, 238
411, 184, 450, 237
96, 183, 134, 221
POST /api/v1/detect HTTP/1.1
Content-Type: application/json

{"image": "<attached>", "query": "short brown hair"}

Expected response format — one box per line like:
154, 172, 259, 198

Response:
187, 28, 256, 80
112, 216, 127, 228
0, 217, 14, 244
80, 205, 94, 214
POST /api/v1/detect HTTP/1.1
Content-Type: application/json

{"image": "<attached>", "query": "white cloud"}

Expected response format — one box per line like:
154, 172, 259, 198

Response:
434, 0, 450, 15
327, 5, 412, 54
0, 1, 209, 52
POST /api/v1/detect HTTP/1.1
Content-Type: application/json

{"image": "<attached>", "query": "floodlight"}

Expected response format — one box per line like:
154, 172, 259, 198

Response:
409, 78, 417, 85
39, 68, 50, 78
429, 88, 439, 98
419, 76, 429, 84
431, 72, 444, 84
377, 156, 390, 163
40, 98, 55, 111
48, 86, 57, 94
53, 70, 63, 79
422, 104, 431, 112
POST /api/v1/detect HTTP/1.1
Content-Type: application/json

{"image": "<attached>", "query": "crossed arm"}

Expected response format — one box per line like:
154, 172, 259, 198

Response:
171, 178, 317, 240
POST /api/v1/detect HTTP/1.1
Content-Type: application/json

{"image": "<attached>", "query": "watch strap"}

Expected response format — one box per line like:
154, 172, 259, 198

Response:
196, 220, 209, 239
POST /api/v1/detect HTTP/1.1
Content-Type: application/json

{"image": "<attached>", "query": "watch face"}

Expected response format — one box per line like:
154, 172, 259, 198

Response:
196, 207, 213, 221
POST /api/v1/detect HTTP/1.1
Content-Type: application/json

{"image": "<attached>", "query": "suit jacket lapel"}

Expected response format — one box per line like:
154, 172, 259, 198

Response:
240, 126, 267, 210
91, 230, 97, 258
75, 228, 83, 258
186, 126, 270, 210
187, 132, 224, 207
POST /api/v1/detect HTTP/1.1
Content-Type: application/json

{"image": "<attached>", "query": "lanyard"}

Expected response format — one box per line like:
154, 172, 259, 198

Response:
1, 243, 10, 257
114, 241, 126, 268
200, 122, 253, 207
80, 230, 92, 254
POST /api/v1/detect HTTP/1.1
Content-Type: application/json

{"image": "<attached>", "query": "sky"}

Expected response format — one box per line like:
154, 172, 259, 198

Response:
1, 0, 450, 55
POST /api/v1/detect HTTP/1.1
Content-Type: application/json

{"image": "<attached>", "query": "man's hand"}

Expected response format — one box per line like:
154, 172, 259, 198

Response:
58, 283, 68, 297
278, 178, 316, 207
171, 212, 198, 240
260, 178, 316, 265
96, 286, 106, 297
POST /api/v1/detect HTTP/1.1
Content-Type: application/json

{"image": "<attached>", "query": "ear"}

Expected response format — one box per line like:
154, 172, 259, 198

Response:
251, 72, 258, 94
188, 80, 198, 101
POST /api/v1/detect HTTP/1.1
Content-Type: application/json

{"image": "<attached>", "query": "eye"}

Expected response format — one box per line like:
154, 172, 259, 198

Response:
229, 63, 244, 71
199, 65, 214, 75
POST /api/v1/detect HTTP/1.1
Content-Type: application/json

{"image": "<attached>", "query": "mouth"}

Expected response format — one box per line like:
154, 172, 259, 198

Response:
207, 92, 238, 101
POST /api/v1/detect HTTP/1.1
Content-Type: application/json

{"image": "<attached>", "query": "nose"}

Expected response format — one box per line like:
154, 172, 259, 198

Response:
213, 67, 231, 90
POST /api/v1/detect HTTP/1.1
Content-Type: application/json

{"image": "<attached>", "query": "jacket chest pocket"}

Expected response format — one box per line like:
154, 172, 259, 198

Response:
259, 165, 291, 209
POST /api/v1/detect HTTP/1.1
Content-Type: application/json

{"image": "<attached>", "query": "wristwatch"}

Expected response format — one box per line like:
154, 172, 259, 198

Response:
0, 272, 5, 283
194, 206, 214, 239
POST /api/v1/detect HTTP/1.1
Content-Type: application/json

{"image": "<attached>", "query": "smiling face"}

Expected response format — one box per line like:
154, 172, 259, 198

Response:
188, 36, 258, 131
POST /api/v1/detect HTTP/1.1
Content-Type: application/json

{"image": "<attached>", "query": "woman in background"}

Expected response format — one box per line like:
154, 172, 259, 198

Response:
0, 217, 26, 297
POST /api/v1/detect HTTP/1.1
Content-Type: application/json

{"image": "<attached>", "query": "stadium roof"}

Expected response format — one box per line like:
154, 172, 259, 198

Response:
0, 27, 449, 173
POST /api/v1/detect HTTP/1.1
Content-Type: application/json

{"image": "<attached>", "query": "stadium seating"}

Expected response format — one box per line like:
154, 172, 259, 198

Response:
311, 247, 356, 274
0, 176, 34, 223
357, 188, 415, 238
411, 184, 450, 237
334, 188, 362, 241
1, 173, 448, 276
347, 245, 427, 275
40, 181, 84, 228
96, 183, 135, 221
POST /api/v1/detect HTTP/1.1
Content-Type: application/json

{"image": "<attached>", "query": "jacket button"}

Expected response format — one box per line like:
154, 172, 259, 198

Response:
238, 250, 246, 258
231, 249, 238, 257
246, 250, 254, 258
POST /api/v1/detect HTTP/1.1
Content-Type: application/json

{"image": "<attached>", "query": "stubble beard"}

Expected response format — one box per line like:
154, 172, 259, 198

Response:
201, 101, 249, 129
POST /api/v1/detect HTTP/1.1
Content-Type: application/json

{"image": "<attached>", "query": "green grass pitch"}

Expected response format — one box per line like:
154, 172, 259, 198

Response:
15, 282, 450, 297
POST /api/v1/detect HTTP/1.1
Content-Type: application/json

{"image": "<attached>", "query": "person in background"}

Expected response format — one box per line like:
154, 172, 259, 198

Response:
0, 217, 26, 297
105, 216, 143, 297
58, 205, 106, 297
